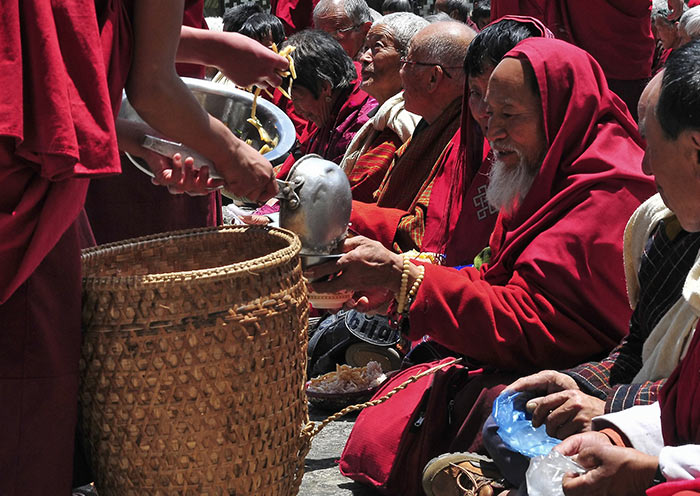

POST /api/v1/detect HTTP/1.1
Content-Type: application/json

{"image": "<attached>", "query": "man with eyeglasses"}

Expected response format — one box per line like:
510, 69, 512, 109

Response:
313, 0, 375, 60
349, 21, 475, 252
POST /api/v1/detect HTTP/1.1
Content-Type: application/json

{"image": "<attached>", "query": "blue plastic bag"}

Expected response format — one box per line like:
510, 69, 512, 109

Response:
492, 390, 560, 458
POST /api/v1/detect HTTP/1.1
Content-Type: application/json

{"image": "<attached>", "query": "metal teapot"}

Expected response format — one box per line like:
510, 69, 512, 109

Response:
278, 154, 352, 256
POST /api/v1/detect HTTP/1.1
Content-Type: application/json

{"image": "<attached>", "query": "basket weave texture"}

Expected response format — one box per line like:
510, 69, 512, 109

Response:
80, 226, 309, 496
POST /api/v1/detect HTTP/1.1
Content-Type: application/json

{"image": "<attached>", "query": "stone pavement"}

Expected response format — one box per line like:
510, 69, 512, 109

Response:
299, 409, 381, 496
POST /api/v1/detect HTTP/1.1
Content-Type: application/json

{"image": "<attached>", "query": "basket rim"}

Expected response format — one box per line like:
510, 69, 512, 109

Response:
81, 225, 301, 287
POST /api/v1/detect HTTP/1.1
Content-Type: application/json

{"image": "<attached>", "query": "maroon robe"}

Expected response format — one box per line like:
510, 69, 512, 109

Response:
0, 0, 123, 492
84, 0, 221, 246
272, 0, 319, 35
408, 38, 655, 373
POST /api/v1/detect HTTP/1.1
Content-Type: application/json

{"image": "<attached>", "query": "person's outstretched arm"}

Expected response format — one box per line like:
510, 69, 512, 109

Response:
125, 0, 277, 202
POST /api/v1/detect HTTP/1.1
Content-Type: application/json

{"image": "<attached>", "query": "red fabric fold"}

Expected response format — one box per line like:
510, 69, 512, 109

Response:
659, 323, 700, 446
647, 479, 700, 496
0, 0, 122, 303
408, 38, 655, 372
491, 0, 654, 81
349, 201, 406, 248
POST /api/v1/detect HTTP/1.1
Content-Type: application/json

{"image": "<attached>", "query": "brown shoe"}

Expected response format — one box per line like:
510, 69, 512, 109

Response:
422, 452, 506, 496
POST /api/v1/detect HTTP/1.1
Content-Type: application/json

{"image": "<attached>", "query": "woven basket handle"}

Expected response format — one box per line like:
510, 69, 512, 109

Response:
301, 357, 463, 439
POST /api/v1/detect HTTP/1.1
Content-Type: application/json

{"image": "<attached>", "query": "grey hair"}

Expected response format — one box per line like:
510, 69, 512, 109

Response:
437, 0, 472, 22
314, 0, 373, 25
373, 13, 429, 56
412, 21, 476, 79
680, 6, 700, 40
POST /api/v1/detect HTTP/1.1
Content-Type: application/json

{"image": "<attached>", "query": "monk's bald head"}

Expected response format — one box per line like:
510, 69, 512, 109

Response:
409, 21, 476, 84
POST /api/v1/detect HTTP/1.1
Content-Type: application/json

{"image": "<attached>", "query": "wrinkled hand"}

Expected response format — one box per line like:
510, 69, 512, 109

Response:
668, 0, 685, 20
554, 431, 613, 457
304, 236, 404, 313
239, 213, 271, 225
506, 371, 601, 438
506, 370, 580, 395
148, 152, 224, 195
217, 140, 278, 203
217, 34, 289, 89
529, 390, 606, 438
341, 288, 395, 314
559, 444, 658, 496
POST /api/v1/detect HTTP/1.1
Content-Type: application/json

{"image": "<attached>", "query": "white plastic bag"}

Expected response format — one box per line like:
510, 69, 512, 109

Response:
526, 450, 586, 496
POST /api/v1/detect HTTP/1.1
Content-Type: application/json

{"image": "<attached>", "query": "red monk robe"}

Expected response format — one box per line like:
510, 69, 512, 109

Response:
491, 0, 655, 119
349, 100, 462, 252
84, 0, 222, 246
272, 0, 318, 35
407, 39, 656, 373
0, 1, 124, 493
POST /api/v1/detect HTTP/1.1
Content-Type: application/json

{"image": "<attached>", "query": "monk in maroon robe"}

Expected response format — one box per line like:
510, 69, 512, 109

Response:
422, 16, 553, 266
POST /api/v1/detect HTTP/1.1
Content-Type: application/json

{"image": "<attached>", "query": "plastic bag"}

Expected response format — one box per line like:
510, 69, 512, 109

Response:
526, 450, 586, 496
492, 390, 560, 458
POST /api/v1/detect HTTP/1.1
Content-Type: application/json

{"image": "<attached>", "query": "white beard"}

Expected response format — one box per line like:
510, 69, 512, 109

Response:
486, 150, 538, 216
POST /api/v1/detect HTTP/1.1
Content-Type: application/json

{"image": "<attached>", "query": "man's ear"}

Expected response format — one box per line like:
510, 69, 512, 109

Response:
360, 21, 372, 35
426, 66, 443, 93
691, 131, 700, 171
320, 80, 332, 99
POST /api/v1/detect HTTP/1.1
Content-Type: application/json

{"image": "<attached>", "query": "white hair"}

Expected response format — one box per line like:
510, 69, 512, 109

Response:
373, 13, 429, 56
314, 0, 373, 24
680, 6, 700, 40
485, 150, 539, 215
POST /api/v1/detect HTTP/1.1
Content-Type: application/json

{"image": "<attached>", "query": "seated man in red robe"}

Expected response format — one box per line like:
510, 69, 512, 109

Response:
422, 15, 553, 266
349, 20, 475, 252
429, 67, 700, 496
309, 38, 656, 492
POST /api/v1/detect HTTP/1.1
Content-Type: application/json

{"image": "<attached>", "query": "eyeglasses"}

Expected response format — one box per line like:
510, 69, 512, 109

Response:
399, 57, 462, 79
330, 24, 362, 38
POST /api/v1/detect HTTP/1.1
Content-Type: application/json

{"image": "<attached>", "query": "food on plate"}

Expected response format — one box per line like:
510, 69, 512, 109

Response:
307, 361, 386, 394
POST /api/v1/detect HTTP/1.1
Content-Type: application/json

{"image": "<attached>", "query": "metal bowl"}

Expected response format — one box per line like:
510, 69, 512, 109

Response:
119, 77, 296, 173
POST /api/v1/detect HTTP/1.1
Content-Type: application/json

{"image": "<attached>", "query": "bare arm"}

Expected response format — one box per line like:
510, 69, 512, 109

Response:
177, 27, 288, 89
125, 0, 277, 201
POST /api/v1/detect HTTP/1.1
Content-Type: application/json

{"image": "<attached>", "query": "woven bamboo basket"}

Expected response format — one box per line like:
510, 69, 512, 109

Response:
79, 226, 310, 496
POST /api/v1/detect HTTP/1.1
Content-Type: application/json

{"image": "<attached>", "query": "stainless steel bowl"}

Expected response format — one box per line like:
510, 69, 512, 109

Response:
119, 77, 296, 173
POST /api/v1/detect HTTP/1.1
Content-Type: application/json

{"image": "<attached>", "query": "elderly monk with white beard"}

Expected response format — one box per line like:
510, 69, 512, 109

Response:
309, 37, 657, 377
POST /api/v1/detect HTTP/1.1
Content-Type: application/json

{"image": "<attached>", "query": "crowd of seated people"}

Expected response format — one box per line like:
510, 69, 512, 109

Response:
54, 0, 700, 493
199, 2, 700, 494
